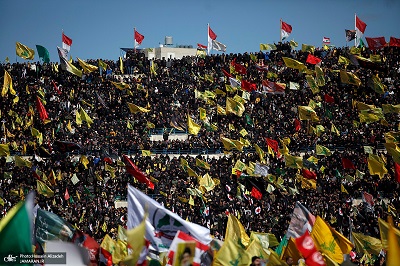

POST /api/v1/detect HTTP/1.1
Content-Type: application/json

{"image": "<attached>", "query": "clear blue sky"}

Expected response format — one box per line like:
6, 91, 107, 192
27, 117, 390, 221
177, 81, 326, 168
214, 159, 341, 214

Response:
1, 0, 399, 62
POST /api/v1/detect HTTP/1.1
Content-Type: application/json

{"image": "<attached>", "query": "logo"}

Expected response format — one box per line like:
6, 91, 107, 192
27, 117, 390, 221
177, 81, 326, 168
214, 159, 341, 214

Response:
302, 236, 315, 250
4, 254, 18, 262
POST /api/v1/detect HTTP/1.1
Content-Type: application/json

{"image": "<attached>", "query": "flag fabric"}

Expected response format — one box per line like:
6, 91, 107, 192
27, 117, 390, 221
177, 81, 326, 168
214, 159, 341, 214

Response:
340, 70, 362, 86
166, 231, 209, 266
298, 106, 319, 122
62, 32, 72, 52
346, 29, 356, 42
0, 193, 34, 257
57, 47, 83, 77
187, 115, 201, 135
306, 54, 321, 65
226, 97, 245, 117
197, 43, 207, 49
134, 29, 145, 47
352, 232, 382, 256
262, 80, 285, 94
311, 216, 344, 263
123, 155, 154, 189
362, 191, 375, 211
286, 201, 316, 239
36, 96, 49, 122
294, 118, 301, 132
35, 45, 50, 63
322, 37, 331, 44
79, 107, 93, 127
119, 57, 124, 74
285, 154, 303, 169
395, 162, 400, 183
266, 138, 280, 157
124, 214, 147, 265
387, 216, 400, 266
289, 82, 300, 90
241, 79, 257, 92
302, 169, 317, 180
36, 180, 54, 197
389, 36, 400, 47
295, 231, 326, 266
2, 70, 13, 97
111, 81, 131, 90
316, 144, 332, 156
212, 40, 227, 52
342, 157, 356, 169
35, 208, 75, 244
355, 15, 367, 47
196, 158, 210, 170
98, 59, 109, 70
365, 37, 386, 50
127, 185, 211, 252
251, 186, 262, 200
302, 44, 315, 53
127, 102, 150, 114
220, 136, 244, 152
324, 94, 334, 104
282, 57, 306, 71
16, 42, 35, 60
77, 58, 98, 73
281, 20, 292, 40
0, 144, 10, 156
378, 218, 400, 249
207, 24, 217, 55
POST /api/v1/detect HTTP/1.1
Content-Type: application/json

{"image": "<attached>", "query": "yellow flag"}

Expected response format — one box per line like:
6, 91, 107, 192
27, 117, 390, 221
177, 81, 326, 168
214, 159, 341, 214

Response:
127, 102, 150, 114
226, 97, 245, 117
141, 150, 151, 156
98, 59, 109, 70
368, 156, 387, 179
80, 155, 89, 169
384, 142, 400, 164
180, 158, 189, 171
220, 136, 244, 152
301, 43, 315, 53
316, 144, 332, 156
382, 104, 400, 114
311, 216, 344, 263
199, 107, 207, 121
213, 235, 250, 266
245, 238, 271, 263
315, 65, 325, 86
340, 70, 361, 86
119, 57, 124, 74
0, 144, 10, 156
75, 110, 82, 126
387, 216, 400, 266
341, 184, 348, 194
196, 158, 210, 170
188, 195, 195, 206
125, 214, 147, 265
77, 58, 98, 73
187, 115, 201, 135
2, 70, 13, 97
113, 240, 128, 264
282, 57, 306, 71
385, 131, 400, 143
14, 155, 32, 168
100, 234, 115, 254
329, 225, 354, 254
254, 144, 265, 163
369, 75, 386, 94
225, 214, 250, 247
102, 221, 107, 232
378, 217, 400, 249
352, 232, 383, 256
79, 107, 93, 127
331, 123, 340, 136
16, 42, 35, 60
285, 154, 303, 169
298, 106, 319, 122
36, 180, 54, 198
305, 75, 320, 94
281, 238, 302, 264
239, 128, 248, 137
338, 56, 351, 65
111, 81, 131, 90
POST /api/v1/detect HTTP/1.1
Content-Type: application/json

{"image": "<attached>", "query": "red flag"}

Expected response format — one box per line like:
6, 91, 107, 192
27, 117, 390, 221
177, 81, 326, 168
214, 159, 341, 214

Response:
62, 32, 72, 51
222, 68, 233, 78
295, 231, 317, 259
281, 21, 292, 34
322, 37, 331, 44
294, 119, 301, 132
389, 36, 400, 47
362, 191, 374, 207
52, 80, 62, 95
235, 170, 242, 179
64, 188, 70, 200
122, 155, 154, 189
324, 94, 335, 103
251, 186, 262, 200
262, 80, 285, 94
234, 63, 247, 75
302, 169, 317, 180
265, 138, 280, 157
342, 157, 356, 169
356, 16, 367, 34
36, 96, 49, 121
241, 79, 257, 92
134, 29, 145, 45
208, 26, 217, 40
306, 54, 322, 65
197, 43, 207, 49
100, 248, 113, 266
395, 162, 400, 183
103, 157, 113, 165
305, 252, 326, 266
365, 37, 386, 50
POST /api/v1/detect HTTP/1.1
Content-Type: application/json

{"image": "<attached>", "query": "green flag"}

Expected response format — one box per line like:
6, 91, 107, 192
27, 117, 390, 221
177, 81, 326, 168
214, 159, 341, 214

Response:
0, 193, 34, 260
36, 45, 50, 63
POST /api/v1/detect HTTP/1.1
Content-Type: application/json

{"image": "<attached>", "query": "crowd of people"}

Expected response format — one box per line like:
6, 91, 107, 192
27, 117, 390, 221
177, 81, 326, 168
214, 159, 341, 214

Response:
0, 41, 399, 265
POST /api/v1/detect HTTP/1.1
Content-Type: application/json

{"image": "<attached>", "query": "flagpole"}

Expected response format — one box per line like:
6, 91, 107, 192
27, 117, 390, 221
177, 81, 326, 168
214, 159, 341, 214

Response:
354, 13, 356, 47
134, 27, 136, 53
279, 19, 282, 43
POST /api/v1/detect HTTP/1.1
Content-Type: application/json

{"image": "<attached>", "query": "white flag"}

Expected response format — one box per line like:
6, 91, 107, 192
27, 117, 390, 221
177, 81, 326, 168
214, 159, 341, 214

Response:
212, 40, 226, 52
127, 185, 212, 252
289, 82, 300, 90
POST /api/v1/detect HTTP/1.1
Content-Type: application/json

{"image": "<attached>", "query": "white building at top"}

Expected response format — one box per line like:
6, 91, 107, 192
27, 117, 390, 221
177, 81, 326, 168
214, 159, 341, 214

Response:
142, 36, 198, 60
